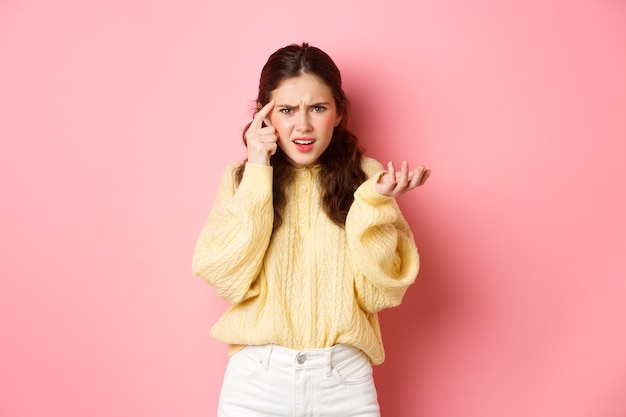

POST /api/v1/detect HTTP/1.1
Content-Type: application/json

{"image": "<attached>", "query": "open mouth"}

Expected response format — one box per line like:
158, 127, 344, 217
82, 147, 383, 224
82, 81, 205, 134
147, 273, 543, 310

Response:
292, 138, 316, 153
293, 139, 315, 145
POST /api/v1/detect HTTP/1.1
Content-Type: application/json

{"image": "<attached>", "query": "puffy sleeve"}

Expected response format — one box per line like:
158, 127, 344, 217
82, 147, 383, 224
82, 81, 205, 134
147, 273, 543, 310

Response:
192, 162, 274, 303
345, 158, 420, 313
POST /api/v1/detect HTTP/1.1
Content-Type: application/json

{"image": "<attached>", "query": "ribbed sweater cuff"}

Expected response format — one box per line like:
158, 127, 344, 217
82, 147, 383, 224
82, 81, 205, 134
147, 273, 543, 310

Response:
239, 162, 273, 193
355, 171, 393, 206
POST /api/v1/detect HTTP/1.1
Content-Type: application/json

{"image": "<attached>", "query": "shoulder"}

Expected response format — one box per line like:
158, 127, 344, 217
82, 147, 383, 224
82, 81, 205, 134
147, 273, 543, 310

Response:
217, 162, 245, 187
220, 161, 243, 177
360, 156, 384, 177
223, 161, 245, 174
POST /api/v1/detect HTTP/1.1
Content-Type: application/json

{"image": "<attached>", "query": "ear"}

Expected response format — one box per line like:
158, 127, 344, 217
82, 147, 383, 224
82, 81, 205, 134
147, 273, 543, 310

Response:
334, 113, 343, 127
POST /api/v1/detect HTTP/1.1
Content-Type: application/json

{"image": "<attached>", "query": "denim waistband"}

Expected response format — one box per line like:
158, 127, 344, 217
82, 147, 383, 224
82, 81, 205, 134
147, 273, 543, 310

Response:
239, 344, 365, 376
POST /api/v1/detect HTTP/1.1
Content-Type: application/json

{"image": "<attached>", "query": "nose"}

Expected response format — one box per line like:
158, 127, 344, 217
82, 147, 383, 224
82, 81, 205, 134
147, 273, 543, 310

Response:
296, 110, 312, 132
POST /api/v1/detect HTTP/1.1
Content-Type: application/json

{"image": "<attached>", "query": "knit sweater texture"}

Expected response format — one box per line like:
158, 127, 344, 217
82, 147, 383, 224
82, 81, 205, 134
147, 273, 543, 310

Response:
192, 157, 419, 365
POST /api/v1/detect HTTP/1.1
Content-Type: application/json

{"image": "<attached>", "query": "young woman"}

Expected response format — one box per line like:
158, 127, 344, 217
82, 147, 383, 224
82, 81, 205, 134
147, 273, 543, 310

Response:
193, 43, 430, 417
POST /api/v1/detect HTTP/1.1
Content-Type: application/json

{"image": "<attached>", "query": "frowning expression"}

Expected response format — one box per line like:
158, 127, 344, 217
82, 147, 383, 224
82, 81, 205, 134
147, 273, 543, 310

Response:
268, 74, 342, 168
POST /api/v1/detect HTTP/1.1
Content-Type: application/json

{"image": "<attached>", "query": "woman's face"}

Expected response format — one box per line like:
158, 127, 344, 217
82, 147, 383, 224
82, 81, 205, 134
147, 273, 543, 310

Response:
268, 73, 342, 168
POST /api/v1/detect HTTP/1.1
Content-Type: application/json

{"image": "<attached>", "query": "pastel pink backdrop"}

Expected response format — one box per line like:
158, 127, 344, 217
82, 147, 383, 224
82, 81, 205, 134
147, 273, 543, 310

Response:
1, 1, 625, 416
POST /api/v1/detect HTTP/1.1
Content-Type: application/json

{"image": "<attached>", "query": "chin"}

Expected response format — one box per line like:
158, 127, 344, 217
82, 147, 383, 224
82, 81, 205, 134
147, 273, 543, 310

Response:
286, 155, 319, 168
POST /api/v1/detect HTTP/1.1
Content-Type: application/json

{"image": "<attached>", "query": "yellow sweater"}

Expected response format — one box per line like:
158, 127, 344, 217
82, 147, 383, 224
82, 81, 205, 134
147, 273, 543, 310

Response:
192, 157, 419, 365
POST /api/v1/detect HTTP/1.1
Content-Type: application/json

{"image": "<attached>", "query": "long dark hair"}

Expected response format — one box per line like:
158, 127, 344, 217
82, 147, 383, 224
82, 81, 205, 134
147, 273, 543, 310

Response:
235, 43, 367, 229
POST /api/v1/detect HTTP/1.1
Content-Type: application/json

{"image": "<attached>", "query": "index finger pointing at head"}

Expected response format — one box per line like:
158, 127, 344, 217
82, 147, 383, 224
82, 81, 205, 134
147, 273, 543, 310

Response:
251, 101, 275, 129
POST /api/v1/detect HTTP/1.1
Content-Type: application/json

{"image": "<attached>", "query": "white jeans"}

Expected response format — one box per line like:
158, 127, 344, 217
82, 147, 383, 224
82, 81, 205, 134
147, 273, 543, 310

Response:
217, 344, 381, 417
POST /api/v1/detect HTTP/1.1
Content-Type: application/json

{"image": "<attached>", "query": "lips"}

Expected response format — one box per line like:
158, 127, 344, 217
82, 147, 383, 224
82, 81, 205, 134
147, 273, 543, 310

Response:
292, 138, 316, 152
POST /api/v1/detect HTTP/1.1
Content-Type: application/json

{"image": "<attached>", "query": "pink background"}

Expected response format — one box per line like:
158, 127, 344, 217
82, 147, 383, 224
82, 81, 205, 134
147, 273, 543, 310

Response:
1, 0, 625, 416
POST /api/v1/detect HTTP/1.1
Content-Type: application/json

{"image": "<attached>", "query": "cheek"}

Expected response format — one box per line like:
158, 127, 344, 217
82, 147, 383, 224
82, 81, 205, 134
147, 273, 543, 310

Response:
273, 120, 294, 141
323, 117, 338, 134
271, 117, 290, 132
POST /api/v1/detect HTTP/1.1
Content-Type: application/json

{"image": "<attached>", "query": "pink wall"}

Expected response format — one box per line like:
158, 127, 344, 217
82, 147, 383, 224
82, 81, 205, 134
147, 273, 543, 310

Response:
1, 1, 625, 416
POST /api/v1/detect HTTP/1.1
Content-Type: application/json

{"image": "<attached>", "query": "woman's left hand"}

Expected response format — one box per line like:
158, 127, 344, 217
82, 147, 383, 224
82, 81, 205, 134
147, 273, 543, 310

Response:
375, 161, 431, 197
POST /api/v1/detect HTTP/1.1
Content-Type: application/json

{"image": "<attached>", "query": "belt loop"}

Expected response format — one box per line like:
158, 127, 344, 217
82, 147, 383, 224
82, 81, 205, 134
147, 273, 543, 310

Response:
262, 345, 273, 370
324, 347, 332, 377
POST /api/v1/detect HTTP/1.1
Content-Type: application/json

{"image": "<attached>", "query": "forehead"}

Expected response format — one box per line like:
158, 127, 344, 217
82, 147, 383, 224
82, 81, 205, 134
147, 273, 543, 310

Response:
270, 74, 334, 103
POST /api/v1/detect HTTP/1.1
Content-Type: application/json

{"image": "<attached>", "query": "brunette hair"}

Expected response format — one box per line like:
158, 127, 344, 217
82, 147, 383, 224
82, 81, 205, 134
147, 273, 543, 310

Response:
235, 43, 367, 228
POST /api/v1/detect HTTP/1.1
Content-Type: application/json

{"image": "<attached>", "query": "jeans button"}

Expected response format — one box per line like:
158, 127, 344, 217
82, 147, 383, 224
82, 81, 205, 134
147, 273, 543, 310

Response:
296, 354, 307, 364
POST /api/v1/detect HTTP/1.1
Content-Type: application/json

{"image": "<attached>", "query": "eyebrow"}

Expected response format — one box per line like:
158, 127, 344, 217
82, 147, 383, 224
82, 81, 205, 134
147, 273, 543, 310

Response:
276, 102, 331, 108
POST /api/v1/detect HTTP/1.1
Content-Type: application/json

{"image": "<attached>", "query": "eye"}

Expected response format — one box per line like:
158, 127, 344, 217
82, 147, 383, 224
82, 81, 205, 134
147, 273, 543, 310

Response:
279, 107, 293, 114
312, 105, 326, 112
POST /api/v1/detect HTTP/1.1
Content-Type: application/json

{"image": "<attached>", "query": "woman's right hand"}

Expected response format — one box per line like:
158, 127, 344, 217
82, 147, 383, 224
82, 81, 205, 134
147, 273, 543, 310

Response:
245, 101, 277, 166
